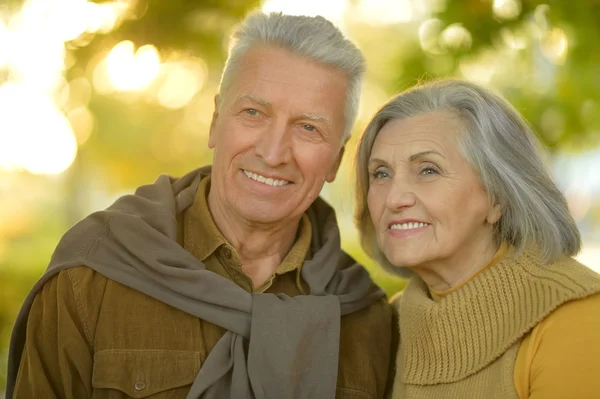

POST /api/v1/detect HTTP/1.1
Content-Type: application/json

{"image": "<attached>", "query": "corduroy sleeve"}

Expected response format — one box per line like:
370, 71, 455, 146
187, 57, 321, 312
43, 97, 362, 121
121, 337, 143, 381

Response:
337, 296, 395, 399
12, 268, 94, 399
514, 292, 600, 399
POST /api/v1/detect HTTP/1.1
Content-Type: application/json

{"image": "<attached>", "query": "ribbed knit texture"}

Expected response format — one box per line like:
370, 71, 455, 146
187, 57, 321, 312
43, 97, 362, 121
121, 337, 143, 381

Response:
391, 251, 600, 399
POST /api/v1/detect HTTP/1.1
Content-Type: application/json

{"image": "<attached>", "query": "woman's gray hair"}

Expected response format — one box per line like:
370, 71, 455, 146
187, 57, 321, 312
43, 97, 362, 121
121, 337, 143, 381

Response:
219, 11, 365, 142
355, 79, 581, 277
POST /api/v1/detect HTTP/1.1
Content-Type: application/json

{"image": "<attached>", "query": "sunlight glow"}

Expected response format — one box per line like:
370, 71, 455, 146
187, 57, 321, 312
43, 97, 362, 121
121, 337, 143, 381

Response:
459, 51, 498, 84
0, 83, 77, 174
493, 0, 522, 21
106, 41, 161, 91
0, 20, 8, 68
157, 60, 207, 109
67, 106, 95, 145
7, 19, 66, 92
440, 23, 472, 50
540, 28, 568, 65
354, 0, 413, 24
419, 19, 445, 54
262, 0, 348, 27
0, 0, 134, 176
85, 1, 129, 34
19, 0, 87, 43
500, 28, 527, 50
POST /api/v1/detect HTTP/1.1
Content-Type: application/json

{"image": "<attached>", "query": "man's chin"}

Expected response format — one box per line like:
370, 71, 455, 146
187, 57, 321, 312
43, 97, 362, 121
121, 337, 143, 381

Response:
232, 198, 307, 225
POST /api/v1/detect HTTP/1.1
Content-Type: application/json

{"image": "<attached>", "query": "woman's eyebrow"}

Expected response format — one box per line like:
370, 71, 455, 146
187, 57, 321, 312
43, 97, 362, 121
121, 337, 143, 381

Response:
368, 157, 390, 168
408, 150, 445, 161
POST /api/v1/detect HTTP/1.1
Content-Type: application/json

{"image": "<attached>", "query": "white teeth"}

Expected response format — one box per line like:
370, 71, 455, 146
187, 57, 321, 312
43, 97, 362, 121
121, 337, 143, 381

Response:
390, 222, 429, 230
243, 170, 289, 187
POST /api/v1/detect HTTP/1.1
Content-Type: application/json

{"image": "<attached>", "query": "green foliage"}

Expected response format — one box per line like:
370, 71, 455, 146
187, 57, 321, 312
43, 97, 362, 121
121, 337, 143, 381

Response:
372, 0, 600, 150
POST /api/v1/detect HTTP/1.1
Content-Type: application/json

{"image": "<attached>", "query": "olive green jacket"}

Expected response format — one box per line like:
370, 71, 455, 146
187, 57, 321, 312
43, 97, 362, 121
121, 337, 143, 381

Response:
9, 168, 395, 398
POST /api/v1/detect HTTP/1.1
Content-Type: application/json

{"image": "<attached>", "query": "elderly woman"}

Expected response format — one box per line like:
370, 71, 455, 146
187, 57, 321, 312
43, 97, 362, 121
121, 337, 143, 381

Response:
355, 79, 600, 398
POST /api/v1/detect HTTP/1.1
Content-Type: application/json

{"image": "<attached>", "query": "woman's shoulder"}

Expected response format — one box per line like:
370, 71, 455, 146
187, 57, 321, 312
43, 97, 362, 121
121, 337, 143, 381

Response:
543, 290, 600, 325
517, 291, 600, 397
514, 251, 600, 291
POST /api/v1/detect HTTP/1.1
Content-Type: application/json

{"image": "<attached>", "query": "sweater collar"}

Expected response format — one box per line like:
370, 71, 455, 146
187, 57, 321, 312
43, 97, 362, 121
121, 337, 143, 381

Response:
428, 242, 510, 302
397, 251, 600, 385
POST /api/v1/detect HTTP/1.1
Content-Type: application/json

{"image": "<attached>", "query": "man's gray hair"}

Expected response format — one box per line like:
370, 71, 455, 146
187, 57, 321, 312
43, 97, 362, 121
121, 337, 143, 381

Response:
355, 79, 581, 277
219, 11, 365, 142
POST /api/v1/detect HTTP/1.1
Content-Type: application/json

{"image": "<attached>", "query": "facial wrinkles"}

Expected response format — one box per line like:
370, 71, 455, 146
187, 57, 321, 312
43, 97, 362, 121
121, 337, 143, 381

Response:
229, 85, 339, 150
370, 130, 450, 234
367, 111, 498, 282
372, 134, 448, 166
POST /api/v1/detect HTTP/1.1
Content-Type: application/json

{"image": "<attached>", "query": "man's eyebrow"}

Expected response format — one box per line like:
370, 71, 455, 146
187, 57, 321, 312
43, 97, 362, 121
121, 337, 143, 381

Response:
238, 94, 271, 106
409, 150, 445, 161
300, 113, 331, 128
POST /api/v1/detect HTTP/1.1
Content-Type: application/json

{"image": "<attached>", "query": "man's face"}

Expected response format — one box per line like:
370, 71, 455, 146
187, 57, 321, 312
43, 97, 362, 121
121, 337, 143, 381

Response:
208, 45, 348, 225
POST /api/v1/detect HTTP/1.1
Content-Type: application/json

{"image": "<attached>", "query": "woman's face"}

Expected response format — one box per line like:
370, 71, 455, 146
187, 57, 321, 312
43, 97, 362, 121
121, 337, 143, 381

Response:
367, 109, 501, 276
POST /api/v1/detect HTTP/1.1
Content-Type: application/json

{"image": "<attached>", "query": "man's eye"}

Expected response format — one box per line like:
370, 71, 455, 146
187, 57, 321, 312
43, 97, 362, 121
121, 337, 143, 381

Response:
245, 109, 259, 116
303, 124, 316, 132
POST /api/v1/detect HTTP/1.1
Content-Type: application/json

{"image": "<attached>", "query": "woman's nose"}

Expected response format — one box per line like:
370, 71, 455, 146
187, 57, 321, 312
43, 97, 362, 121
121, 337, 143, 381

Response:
385, 181, 417, 212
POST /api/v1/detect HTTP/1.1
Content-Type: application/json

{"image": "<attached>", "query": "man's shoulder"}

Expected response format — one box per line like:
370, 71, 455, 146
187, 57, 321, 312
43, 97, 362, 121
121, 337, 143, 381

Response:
52, 265, 109, 287
37, 266, 111, 306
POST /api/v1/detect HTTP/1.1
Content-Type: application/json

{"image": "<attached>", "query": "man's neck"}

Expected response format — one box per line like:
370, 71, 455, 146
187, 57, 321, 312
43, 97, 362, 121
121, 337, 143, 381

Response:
207, 194, 300, 288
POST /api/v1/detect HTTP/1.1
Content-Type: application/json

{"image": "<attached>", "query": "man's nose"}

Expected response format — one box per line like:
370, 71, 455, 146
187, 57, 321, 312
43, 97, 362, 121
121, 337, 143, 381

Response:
254, 119, 292, 166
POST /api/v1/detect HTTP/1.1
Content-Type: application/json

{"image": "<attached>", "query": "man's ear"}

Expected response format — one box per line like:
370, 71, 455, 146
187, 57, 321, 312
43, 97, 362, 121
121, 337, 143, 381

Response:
208, 94, 220, 149
326, 146, 345, 183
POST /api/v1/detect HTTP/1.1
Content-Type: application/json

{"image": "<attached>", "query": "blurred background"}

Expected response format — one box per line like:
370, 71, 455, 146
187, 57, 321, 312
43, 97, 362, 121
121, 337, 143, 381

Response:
1, 0, 599, 393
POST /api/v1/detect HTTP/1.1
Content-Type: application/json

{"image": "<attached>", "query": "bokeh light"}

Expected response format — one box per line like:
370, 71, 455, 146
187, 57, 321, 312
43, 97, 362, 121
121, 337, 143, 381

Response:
156, 60, 207, 109
67, 106, 95, 146
419, 19, 445, 54
105, 41, 161, 92
493, 0, 522, 21
0, 0, 135, 176
440, 23, 472, 51
540, 28, 568, 65
0, 83, 77, 174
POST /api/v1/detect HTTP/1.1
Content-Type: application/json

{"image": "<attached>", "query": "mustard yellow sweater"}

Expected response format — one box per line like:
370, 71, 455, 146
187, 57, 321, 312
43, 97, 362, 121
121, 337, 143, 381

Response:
391, 249, 600, 399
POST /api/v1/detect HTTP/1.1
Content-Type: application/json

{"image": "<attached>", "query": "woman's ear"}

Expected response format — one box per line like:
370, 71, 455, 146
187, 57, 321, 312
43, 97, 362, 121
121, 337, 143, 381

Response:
487, 201, 502, 225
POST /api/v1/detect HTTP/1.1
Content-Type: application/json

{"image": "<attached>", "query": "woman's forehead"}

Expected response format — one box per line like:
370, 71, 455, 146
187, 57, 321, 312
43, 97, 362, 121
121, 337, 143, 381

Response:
370, 111, 464, 158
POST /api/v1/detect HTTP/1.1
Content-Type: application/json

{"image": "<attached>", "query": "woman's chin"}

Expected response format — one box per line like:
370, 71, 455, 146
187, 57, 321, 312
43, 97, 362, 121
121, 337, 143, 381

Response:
385, 253, 422, 270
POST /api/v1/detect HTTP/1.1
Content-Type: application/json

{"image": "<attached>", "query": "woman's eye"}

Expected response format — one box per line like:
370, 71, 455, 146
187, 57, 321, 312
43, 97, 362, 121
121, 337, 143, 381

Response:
420, 167, 439, 176
371, 170, 389, 179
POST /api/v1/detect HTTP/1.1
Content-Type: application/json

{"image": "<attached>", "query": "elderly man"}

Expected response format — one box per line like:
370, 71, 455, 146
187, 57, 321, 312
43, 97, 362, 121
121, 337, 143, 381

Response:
7, 11, 393, 399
